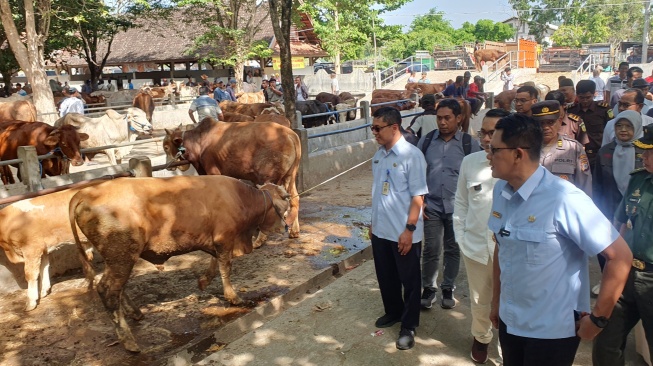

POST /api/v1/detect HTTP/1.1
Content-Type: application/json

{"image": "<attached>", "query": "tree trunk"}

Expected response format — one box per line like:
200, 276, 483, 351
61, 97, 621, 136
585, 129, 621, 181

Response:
268, 0, 295, 124
233, 59, 245, 92
0, 0, 56, 123
0, 69, 12, 94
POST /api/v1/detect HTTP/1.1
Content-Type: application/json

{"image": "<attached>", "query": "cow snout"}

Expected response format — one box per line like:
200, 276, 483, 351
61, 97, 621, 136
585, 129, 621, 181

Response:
72, 158, 84, 166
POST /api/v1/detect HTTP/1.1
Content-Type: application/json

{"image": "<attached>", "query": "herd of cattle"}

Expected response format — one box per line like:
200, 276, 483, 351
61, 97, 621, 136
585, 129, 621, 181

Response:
0, 74, 545, 352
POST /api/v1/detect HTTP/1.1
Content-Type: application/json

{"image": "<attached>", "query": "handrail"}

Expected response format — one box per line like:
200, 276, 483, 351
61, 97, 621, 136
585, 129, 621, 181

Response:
576, 54, 596, 81
486, 51, 516, 83
308, 123, 371, 139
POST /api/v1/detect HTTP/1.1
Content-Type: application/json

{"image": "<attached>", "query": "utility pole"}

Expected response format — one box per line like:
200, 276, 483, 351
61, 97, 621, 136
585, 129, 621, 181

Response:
372, 12, 378, 69
643, 0, 651, 63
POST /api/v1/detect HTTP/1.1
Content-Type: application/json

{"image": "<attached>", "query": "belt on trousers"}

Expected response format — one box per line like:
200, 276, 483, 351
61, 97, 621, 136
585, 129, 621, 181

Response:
632, 258, 653, 272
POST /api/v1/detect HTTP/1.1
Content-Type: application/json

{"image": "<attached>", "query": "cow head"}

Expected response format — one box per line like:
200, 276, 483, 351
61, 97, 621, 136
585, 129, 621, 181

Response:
163, 125, 190, 171
256, 182, 291, 233
44, 125, 89, 167
125, 107, 153, 134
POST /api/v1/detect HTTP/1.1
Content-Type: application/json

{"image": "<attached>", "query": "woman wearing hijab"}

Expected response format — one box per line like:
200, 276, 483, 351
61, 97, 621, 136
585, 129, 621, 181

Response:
593, 110, 646, 221
592, 110, 645, 293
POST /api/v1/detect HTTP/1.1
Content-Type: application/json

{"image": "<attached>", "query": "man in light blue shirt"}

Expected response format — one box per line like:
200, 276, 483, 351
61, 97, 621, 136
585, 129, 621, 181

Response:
370, 107, 428, 351
487, 113, 633, 366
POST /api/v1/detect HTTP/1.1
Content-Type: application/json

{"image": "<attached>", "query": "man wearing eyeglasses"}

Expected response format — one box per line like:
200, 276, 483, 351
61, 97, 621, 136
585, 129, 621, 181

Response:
513, 85, 539, 116
369, 107, 428, 351
567, 80, 613, 167
453, 108, 510, 364
602, 89, 653, 146
532, 100, 592, 196
487, 113, 633, 366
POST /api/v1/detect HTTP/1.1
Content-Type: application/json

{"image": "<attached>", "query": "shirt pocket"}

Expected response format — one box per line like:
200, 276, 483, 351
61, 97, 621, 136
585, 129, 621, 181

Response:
552, 163, 575, 175
514, 229, 549, 265
388, 167, 409, 193
466, 181, 484, 201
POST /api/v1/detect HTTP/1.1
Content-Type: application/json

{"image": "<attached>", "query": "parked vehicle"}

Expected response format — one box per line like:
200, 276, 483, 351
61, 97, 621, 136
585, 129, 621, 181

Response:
396, 62, 430, 75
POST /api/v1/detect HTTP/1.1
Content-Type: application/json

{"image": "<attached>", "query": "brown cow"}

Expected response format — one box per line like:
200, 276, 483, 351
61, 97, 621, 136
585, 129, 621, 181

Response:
0, 122, 89, 184
0, 188, 87, 310
236, 91, 265, 104
70, 176, 290, 352
253, 113, 291, 128
494, 89, 517, 111
223, 111, 255, 122
315, 92, 341, 107
80, 93, 106, 106
372, 89, 413, 100
405, 82, 447, 96
0, 100, 37, 122
474, 49, 507, 71
219, 101, 274, 117
162, 118, 301, 240
370, 98, 416, 114
132, 92, 155, 123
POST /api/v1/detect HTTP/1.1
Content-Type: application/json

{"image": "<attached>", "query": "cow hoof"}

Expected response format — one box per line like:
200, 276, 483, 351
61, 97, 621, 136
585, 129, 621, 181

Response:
24, 301, 38, 312
227, 295, 243, 306
131, 310, 144, 321
123, 340, 141, 353
252, 239, 265, 249
288, 230, 300, 239
40, 287, 51, 298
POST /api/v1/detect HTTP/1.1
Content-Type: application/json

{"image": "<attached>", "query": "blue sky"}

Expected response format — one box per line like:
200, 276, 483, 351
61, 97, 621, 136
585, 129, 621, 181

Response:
379, 0, 516, 30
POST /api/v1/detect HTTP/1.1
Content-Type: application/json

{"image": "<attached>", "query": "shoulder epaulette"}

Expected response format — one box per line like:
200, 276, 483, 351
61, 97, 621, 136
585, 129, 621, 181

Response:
567, 113, 581, 122
565, 103, 577, 110
630, 167, 647, 175
597, 101, 610, 108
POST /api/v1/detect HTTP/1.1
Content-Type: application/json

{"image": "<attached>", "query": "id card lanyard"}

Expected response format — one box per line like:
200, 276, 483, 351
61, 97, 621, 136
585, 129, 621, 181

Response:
382, 169, 390, 196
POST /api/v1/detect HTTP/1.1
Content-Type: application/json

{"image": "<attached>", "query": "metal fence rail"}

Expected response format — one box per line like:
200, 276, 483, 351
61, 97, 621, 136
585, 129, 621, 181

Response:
308, 123, 371, 139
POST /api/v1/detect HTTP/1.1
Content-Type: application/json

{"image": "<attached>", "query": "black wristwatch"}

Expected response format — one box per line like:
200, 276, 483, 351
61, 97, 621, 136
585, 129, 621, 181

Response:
405, 224, 416, 232
589, 313, 609, 328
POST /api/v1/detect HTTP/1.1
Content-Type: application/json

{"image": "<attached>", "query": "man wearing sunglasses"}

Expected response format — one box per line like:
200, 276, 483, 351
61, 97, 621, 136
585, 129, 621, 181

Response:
532, 100, 592, 196
487, 113, 632, 366
369, 107, 428, 350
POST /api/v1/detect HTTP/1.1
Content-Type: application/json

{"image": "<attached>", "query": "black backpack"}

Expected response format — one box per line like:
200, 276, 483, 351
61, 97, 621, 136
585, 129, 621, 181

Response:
420, 130, 473, 156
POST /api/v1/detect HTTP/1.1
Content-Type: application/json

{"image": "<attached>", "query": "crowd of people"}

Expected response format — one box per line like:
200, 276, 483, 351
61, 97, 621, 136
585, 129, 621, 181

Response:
368, 62, 653, 366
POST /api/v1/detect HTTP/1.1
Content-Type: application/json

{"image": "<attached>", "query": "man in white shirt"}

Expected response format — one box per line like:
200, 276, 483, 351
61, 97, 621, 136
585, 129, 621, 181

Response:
500, 67, 514, 91
330, 73, 339, 95
59, 87, 85, 117
453, 108, 509, 364
590, 67, 607, 102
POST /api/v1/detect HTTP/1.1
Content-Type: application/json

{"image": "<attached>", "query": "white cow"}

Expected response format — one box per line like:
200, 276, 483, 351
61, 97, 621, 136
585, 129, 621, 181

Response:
90, 90, 140, 107
54, 108, 152, 165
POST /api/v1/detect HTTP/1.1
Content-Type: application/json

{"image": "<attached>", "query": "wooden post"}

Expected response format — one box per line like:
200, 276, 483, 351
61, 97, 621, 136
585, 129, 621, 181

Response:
293, 128, 309, 193
17, 146, 42, 192
129, 156, 152, 178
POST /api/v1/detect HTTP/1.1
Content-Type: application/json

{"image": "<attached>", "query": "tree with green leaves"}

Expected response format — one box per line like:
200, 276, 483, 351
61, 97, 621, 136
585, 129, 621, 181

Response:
179, 0, 272, 89
473, 19, 515, 42
0, 0, 58, 120
302, 0, 406, 74
55, 0, 135, 90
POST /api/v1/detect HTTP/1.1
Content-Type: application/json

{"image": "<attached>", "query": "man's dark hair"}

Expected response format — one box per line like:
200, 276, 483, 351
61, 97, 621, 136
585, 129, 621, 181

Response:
485, 108, 510, 119
576, 80, 596, 95
269, 78, 276, 83
455, 76, 464, 84
421, 94, 436, 109
436, 98, 462, 116
545, 90, 566, 105
516, 85, 538, 99
505, 67, 511, 72
495, 113, 542, 162
627, 66, 644, 79
199, 86, 210, 95
372, 107, 402, 125
623, 88, 645, 104
619, 61, 630, 69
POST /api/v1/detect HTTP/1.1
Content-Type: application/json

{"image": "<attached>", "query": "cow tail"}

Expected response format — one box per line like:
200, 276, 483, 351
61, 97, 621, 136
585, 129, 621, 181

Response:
68, 192, 96, 289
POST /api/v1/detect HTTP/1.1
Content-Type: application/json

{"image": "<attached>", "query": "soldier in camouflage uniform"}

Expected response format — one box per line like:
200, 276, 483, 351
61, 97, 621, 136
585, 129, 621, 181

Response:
532, 100, 592, 196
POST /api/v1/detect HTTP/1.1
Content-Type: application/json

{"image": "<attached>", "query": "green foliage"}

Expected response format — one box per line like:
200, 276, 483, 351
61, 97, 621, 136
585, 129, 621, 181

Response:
473, 19, 514, 42
509, 0, 646, 47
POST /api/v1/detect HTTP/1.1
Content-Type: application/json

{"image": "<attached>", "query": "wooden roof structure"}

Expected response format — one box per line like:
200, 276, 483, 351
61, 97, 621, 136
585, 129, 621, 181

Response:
63, 7, 327, 68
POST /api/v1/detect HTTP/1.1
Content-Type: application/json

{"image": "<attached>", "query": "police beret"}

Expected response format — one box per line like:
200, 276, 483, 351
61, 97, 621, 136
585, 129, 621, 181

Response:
531, 100, 561, 120
559, 78, 574, 88
634, 125, 653, 150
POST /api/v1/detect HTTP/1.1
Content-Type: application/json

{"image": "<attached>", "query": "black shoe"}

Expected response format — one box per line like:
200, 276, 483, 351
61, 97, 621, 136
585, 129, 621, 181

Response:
471, 338, 489, 364
396, 328, 416, 350
375, 314, 400, 328
420, 288, 437, 309
441, 289, 456, 309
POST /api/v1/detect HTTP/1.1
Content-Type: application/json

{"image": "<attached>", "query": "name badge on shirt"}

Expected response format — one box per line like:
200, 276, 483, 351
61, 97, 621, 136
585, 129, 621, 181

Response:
382, 181, 390, 195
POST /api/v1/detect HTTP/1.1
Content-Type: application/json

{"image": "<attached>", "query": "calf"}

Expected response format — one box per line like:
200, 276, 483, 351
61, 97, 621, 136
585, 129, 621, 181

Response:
0, 188, 86, 310
70, 176, 290, 352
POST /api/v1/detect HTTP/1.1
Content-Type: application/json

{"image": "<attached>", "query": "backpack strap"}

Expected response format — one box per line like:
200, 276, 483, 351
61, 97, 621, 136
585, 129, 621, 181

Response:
463, 133, 472, 156
420, 129, 438, 155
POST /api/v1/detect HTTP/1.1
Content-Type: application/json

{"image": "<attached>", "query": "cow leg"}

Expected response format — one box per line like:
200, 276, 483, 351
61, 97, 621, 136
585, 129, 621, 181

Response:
97, 263, 140, 352
287, 182, 300, 239
253, 231, 268, 249
121, 293, 143, 321
198, 256, 218, 291
39, 253, 52, 299
106, 150, 118, 166
217, 249, 241, 305
23, 254, 42, 311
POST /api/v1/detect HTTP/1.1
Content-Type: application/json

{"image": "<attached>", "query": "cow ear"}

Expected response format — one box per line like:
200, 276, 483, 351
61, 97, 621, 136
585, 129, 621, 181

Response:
177, 123, 182, 130
44, 131, 60, 147
78, 133, 89, 141
164, 128, 172, 136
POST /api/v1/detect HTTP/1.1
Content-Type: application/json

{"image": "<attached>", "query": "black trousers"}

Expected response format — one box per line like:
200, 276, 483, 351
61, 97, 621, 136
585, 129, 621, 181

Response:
499, 319, 580, 366
371, 234, 421, 330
